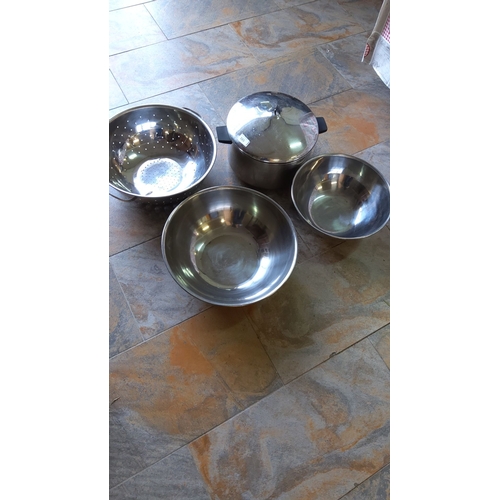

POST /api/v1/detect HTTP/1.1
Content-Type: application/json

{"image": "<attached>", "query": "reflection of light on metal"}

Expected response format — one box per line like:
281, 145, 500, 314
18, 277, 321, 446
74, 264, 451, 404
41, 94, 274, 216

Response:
289, 140, 303, 151
220, 218, 225, 224
242, 266, 282, 300
202, 225, 210, 232
182, 267, 194, 279
128, 153, 137, 160
132, 137, 140, 145
135, 121, 157, 132
236, 256, 271, 294
353, 207, 364, 226
252, 256, 270, 282
313, 194, 327, 203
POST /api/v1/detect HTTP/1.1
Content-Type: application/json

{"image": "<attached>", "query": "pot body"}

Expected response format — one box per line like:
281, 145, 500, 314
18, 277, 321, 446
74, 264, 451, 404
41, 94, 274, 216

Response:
217, 92, 327, 190
228, 145, 313, 190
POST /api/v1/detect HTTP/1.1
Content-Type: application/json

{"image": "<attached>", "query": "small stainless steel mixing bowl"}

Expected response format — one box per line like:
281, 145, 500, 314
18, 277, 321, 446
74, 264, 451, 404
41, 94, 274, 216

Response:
161, 186, 298, 306
291, 154, 390, 239
109, 105, 216, 204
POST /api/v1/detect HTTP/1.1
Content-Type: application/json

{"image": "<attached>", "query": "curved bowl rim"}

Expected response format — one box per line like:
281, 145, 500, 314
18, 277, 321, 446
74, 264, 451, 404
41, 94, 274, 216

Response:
109, 104, 217, 200
161, 185, 298, 307
291, 153, 390, 240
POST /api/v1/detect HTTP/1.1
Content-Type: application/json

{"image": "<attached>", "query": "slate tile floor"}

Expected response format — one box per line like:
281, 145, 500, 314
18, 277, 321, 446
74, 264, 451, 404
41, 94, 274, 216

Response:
109, 0, 390, 498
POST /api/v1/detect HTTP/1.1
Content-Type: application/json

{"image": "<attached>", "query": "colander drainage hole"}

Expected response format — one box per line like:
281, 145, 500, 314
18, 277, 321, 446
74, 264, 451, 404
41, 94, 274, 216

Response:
133, 158, 183, 195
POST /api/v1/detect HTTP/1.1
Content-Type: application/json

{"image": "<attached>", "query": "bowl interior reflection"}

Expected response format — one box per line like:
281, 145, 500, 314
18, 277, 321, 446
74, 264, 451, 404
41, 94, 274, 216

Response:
162, 186, 297, 306
292, 154, 390, 239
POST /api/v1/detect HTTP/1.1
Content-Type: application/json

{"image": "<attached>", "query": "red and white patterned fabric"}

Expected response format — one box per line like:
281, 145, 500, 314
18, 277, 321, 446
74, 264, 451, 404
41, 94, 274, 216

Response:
362, 0, 390, 88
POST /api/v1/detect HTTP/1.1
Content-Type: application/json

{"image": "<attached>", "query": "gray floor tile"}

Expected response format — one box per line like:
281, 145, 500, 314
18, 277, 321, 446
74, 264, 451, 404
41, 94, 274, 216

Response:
109, 237, 211, 338
108, 83, 225, 127
109, 329, 241, 478
109, 70, 128, 110
110, 0, 151, 10
369, 324, 390, 369
355, 140, 390, 185
337, 0, 384, 32
109, 26, 258, 103
318, 32, 389, 94
246, 227, 390, 383
110, 447, 211, 499
189, 337, 389, 499
109, 194, 172, 257
171, 306, 284, 408
109, 263, 143, 357
199, 46, 352, 122
231, 0, 365, 62
146, 0, 282, 39
341, 464, 390, 500
309, 89, 390, 156
110, 409, 149, 488
109, 4, 166, 56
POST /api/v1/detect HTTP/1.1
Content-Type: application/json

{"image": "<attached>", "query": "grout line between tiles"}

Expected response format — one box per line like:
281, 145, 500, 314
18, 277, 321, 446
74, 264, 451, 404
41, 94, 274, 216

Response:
109, 69, 129, 108
108, 0, 156, 14
368, 323, 390, 370
109, 234, 163, 259
278, 314, 391, 386
108, 302, 217, 361
244, 310, 286, 388
171, 326, 389, 469
337, 462, 390, 500
112, 342, 390, 493
144, 0, 324, 44
110, 302, 389, 489
109, 38, 169, 58
109, 35, 369, 109
109, 262, 146, 349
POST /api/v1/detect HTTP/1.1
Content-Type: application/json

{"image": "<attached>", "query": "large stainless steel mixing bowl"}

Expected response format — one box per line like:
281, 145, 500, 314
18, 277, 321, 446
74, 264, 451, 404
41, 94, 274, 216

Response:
161, 186, 298, 306
109, 105, 216, 204
292, 154, 390, 239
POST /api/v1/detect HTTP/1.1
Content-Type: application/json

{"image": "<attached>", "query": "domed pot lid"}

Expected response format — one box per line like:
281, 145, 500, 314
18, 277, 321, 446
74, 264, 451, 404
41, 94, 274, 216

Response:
225, 92, 321, 164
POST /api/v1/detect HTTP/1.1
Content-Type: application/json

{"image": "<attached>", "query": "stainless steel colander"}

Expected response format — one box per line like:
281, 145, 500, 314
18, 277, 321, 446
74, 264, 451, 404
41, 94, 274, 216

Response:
109, 105, 216, 204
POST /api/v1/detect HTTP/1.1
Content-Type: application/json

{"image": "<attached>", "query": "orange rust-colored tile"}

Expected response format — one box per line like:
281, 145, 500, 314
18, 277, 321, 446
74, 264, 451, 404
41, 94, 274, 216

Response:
168, 329, 215, 377
310, 89, 389, 156
109, 332, 240, 441
171, 307, 283, 406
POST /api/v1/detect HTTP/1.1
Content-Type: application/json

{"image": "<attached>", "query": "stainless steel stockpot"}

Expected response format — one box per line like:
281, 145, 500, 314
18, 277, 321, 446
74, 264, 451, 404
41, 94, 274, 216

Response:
216, 92, 327, 190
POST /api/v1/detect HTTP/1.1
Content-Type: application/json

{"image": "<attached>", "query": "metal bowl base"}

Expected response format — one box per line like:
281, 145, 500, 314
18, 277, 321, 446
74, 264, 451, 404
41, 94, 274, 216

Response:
309, 189, 357, 234
133, 157, 197, 197
194, 226, 260, 288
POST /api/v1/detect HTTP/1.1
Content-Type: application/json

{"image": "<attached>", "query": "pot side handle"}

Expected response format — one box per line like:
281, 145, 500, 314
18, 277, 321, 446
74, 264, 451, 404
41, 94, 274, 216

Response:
216, 126, 233, 144
316, 117, 328, 134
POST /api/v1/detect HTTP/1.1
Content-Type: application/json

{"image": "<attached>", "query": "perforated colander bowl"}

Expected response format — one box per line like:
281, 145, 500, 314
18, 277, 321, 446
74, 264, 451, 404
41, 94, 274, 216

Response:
109, 105, 216, 204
